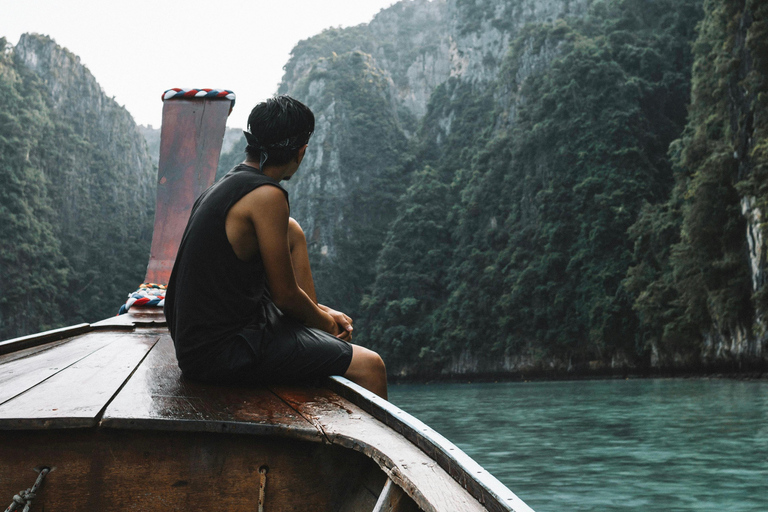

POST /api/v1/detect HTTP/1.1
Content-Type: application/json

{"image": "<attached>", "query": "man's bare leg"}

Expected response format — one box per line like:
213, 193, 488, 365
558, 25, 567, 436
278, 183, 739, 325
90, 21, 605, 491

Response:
287, 217, 388, 400
345, 345, 388, 399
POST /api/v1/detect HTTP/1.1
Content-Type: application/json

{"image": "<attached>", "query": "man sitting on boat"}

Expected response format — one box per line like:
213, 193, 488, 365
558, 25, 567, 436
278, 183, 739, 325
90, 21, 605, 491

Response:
164, 95, 388, 399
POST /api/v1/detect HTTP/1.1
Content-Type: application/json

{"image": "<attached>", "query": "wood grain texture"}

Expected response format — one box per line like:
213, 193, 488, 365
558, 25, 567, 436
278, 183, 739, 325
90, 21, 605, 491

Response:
0, 429, 377, 512
101, 335, 320, 441
0, 336, 83, 366
91, 308, 166, 328
0, 332, 122, 405
0, 323, 91, 355
373, 479, 421, 512
271, 384, 487, 512
327, 376, 535, 512
0, 332, 159, 429
146, 99, 229, 284
0, 323, 524, 512
338, 459, 387, 512
338, 484, 379, 512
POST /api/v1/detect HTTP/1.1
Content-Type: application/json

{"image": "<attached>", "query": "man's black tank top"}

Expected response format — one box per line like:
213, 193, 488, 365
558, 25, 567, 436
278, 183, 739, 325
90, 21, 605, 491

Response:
164, 164, 288, 372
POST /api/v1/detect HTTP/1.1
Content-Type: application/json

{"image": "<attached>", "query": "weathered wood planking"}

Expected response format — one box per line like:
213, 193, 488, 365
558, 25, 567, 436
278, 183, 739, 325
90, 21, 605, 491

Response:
328, 376, 535, 512
0, 336, 81, 366
146, 99, 229, 284
338, 460, 388, 512
0, 332, 159, 429
91, 308, 166, 329
0, 332, 123, 405
0, 429, 376, 512
373, 479, 421, 512
0, 323, 91, 355
101, 335, 320, 441
270, 384, 488, 512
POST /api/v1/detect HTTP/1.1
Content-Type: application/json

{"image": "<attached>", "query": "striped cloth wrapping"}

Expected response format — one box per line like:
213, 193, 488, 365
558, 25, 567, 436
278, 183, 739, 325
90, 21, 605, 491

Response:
161, 88, 236, 108
117, 283, 167, 315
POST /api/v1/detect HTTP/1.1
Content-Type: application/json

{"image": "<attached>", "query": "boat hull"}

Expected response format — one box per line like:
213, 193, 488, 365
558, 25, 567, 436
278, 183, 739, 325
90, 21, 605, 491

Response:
2, 428, 399, 511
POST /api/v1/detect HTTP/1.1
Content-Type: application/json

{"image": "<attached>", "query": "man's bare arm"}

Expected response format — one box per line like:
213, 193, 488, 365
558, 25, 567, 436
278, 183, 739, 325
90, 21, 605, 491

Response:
244, 186, 338, 334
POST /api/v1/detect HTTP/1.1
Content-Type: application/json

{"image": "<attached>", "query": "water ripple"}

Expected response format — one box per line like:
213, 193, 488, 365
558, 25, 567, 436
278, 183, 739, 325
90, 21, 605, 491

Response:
390, 379, 768, 512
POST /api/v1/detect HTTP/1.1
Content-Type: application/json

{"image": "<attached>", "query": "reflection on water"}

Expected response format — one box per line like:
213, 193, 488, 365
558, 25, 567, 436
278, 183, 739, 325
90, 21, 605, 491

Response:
389, 379, 768, 512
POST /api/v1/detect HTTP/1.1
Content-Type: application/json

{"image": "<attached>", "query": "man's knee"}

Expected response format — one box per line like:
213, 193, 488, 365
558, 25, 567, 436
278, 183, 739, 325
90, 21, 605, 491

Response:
345, 345, 388, 399
362, 349, 386, 377
347, 345, 386, 377
288, 217, 307, 249
371, 352, 386, 376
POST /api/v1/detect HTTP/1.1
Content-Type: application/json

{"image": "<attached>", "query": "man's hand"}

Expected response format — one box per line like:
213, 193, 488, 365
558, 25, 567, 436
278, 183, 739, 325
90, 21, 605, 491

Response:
319, 304, 353, 341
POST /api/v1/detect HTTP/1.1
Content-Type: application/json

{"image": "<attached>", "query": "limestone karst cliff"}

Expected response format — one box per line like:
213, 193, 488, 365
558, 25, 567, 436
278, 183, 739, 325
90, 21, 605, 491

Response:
626, 0, 768, 369
274, 0, 593, 321
0, 33, 156, 339
263, 0, 767, 376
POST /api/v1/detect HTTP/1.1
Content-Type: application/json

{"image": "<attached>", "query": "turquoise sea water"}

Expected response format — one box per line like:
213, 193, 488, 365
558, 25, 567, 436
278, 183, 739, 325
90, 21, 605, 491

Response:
389, 379, 768, 512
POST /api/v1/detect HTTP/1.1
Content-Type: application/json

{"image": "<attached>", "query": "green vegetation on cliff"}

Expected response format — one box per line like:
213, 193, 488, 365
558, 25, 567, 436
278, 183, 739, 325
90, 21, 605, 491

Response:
0, 38, 69, 336
626, 0, 768, 364
0, 34, 155, 340
355, 0, 708, 373
274, 0, 767, 375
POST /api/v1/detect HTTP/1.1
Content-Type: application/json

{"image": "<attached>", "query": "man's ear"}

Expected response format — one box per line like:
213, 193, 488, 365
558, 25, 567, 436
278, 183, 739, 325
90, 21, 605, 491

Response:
296, 144, 308, 165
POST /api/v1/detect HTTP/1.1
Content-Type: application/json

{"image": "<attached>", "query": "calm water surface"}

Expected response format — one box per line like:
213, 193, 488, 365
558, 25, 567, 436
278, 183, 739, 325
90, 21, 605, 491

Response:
389, 379, 768, 512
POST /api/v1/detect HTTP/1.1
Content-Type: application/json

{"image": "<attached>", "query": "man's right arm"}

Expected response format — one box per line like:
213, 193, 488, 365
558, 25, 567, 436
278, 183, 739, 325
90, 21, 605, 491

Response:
244, 186, 338, 334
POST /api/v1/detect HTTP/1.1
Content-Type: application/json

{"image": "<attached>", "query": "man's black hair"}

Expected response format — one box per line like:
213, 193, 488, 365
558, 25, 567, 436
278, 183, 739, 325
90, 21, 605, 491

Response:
244, 95, 315, 168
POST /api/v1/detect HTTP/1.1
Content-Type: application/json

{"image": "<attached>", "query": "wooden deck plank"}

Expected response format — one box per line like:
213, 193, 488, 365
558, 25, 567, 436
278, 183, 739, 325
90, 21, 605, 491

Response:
0, 332, 127, 406
271, 384, 488, 512
0, 323, 91, 355
101, 335, 321, 441
0, 332, 159, 429
1, 337, 78, 366
91, 308, 166, 328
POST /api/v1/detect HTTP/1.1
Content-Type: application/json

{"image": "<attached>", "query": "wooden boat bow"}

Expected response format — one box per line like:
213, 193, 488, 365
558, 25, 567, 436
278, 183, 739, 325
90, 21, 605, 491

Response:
0, 309, 533, 511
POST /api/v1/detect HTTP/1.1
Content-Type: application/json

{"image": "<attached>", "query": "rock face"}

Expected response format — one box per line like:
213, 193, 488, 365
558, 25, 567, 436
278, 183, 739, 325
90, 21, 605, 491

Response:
712, 1, 767, 363
277, 0, 590, 319
282, 0, 591, 119
271, 0, 766, 377
743, 196, 765, 311
647, 0, 768, 370
0, 33, 156, 338
14, 33, 157, 232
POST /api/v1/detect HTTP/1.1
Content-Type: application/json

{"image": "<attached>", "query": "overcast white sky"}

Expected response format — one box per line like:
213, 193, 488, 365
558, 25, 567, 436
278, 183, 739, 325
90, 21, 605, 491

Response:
0, 0, 398, 129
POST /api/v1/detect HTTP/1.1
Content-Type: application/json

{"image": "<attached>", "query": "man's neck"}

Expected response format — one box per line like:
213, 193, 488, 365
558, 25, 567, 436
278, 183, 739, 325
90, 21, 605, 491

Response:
242, 160, 289, 182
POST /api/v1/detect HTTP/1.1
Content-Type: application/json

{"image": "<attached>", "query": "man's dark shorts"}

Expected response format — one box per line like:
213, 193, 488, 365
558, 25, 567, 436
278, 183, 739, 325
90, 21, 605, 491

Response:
182, 300, 353, 385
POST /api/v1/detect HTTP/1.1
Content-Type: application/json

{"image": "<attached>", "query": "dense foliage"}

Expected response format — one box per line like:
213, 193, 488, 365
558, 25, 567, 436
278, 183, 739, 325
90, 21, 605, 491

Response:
354, 0, 712, 373
0, 35, 155, 340
279, 0, 764, 375
0, 39, 69, 336
625, 0, 768, 365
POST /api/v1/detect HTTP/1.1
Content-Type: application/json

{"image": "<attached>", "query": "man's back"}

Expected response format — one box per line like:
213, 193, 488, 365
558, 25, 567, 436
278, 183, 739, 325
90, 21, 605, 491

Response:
164, 164, 288, 374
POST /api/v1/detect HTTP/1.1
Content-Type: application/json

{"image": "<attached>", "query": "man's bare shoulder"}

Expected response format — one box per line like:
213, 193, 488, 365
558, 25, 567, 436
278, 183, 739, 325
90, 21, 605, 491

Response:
225, 183, 289, 261
231, 183, 288, 216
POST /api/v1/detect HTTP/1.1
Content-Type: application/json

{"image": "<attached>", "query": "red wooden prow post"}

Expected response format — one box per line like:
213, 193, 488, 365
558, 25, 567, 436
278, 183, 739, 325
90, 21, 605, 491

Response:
144, 92, 233, 284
